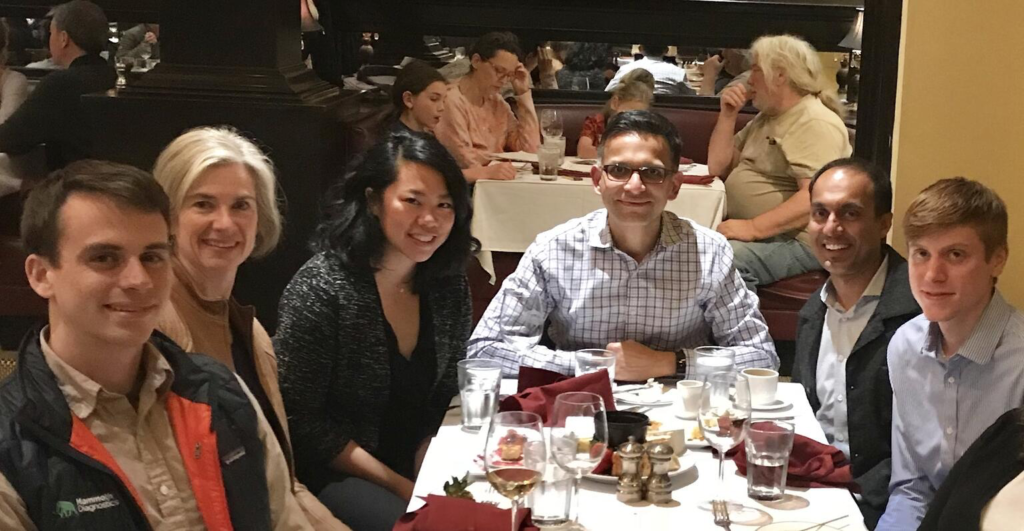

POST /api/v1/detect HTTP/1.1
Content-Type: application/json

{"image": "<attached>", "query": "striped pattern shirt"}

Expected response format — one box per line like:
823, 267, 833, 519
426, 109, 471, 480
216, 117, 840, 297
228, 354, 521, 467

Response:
467, 209, 778, 377
879, 290, 1024, 531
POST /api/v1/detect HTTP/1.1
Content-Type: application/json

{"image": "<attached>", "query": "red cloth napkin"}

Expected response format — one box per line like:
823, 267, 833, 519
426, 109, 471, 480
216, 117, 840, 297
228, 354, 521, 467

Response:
499, 368, 616, 424
393, 495, 539, 531
732, 433, 858, 490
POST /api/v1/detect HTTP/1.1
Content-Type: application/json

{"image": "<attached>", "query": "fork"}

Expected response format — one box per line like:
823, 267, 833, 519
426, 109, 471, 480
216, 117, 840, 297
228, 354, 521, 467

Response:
712, 499, 732, 530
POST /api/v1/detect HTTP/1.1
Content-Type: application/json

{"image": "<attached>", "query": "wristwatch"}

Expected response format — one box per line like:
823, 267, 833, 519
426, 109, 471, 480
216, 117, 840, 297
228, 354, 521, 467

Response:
674, 348, 688, 377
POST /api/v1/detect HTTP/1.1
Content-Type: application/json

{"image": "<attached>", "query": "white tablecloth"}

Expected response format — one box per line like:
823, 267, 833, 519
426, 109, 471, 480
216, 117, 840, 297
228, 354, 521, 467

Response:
472, 156, 727, 280
412, 382, 866, 530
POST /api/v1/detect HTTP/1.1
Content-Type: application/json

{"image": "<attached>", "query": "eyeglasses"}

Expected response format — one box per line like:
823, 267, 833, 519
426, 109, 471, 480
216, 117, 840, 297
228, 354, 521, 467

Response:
486, 60, 514, 82
602, 164, 672, 184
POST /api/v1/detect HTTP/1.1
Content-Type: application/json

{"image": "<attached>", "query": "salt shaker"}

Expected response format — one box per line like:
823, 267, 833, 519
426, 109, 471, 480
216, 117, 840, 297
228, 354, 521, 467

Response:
645, 442, 674, 504
616, 436, 645, 503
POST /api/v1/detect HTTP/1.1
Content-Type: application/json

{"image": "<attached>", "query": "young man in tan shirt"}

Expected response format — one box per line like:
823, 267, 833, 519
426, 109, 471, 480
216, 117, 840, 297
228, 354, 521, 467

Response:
0, 160, 312, 530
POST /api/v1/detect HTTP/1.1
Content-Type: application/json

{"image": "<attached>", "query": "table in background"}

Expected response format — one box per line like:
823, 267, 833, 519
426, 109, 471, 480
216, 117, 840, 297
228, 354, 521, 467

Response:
472, 155, 727, 280
417, 382, 866, 530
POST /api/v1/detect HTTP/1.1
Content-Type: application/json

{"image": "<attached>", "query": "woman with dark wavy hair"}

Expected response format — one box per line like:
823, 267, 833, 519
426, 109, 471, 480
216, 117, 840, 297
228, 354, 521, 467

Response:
275, 130, 476, 531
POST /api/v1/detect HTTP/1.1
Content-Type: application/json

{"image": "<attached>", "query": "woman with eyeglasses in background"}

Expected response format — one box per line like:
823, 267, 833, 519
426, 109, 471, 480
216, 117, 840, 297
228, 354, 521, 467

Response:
434, 31, 540, 183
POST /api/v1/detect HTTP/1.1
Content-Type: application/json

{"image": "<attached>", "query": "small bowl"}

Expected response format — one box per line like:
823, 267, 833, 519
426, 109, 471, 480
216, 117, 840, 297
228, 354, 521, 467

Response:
596, 410, 649, 450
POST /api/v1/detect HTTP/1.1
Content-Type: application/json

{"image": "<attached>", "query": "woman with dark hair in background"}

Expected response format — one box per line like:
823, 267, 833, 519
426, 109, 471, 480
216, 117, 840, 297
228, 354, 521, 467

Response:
276, 131, 476, 531
434, 31, 540, 182
389, 60, 446, 134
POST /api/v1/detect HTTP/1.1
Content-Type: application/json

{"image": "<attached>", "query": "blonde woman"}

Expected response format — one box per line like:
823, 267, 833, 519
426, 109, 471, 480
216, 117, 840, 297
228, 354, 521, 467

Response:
153, 127, 351, 531
707, 34, 851, 290
575, 72, 654, 158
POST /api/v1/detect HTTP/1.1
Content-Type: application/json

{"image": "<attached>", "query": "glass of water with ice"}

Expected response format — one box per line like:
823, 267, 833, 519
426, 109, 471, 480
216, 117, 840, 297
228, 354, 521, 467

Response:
692, 346, 736, 380
457, 359, 502, 431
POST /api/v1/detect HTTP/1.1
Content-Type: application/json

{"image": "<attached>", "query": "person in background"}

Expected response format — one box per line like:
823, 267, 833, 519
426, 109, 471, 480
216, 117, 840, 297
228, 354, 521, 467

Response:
434, 31, 540, 183
116, 22, 159, 61
0, 0, 116, 170
605, 42, 694, 96
877, 178, 1024, 530
0, 160, 310, 530
153, 127, 351, 531
699, 48, 750, 96
708, 34, 851, 291
389, 60, 446, 135
276, 131, 475, 531
918, 407, 1024, 531
522, 40, 563, 89
792, 158, 920, 529
557, 42, 612, 91
468, 110, 776, 379
576, 73, 653, 158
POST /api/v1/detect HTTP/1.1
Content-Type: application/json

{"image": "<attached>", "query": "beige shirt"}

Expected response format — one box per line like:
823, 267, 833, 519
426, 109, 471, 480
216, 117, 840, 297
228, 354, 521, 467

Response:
0, 331, 312, 531
981, 469, 1024, 530
725, 94, 852, 244
434, 82, 540, 168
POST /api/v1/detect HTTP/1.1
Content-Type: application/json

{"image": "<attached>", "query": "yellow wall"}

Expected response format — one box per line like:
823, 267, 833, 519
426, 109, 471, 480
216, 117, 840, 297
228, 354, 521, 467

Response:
891, 0, 1024, 306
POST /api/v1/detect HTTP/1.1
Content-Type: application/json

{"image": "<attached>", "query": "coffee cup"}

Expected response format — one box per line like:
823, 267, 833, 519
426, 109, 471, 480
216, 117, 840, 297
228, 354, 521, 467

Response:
676, 380, 702, 419
742, 368, 779, 407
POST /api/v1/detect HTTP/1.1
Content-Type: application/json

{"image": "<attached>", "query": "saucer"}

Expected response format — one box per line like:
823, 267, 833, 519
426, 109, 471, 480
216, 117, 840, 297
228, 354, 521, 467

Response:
752, 398, 791, 411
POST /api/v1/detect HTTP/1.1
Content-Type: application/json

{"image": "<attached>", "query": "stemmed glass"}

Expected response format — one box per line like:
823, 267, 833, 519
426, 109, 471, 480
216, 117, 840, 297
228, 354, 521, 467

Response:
139, 43, 153, 69
540, 109, 564, 141
698, 371, 751, 516
484, 411, 547, 531
549, 392, 609, 530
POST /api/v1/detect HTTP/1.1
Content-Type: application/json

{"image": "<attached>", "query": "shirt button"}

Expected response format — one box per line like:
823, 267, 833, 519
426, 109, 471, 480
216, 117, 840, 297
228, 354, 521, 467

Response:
945, 427, 953, 435
947, 376, 955, 384
837, 395, 844, 402
159, 485, 170, 496
836, 434, 846, 442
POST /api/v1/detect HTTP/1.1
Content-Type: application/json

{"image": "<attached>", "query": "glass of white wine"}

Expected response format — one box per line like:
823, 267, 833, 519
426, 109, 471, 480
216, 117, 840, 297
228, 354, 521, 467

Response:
484, 411, 547, 531
549, 392, 608, 530
698, 370, 751, 516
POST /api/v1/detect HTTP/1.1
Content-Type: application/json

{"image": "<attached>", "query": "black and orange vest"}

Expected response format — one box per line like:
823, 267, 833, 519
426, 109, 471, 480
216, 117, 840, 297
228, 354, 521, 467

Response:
0, 328, 272, 530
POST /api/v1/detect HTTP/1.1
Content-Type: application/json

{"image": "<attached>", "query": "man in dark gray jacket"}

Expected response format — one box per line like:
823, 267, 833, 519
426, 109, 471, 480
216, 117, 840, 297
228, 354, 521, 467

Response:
792, 157, 920, 529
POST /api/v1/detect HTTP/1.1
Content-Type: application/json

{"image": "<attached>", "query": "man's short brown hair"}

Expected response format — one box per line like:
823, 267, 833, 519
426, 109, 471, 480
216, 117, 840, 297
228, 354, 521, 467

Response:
903, 177, 1008, 259
21, 160, 171, 265
50, 0, 108, 55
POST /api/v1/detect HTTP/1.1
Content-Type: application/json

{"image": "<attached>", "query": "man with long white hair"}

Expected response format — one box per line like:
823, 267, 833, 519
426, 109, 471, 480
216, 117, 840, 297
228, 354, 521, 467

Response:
708, 34, 852, 291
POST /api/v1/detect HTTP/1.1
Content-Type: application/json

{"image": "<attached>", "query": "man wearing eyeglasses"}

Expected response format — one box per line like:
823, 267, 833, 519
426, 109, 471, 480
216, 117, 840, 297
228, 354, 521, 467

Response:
468, 110, 777, 380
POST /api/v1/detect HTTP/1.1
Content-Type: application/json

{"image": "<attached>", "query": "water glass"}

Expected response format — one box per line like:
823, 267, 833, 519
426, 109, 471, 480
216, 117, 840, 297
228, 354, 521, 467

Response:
457, 359, 502, 431
537, 144, 562, 181
745, 420, 795, 501
540, 109, 564, 140
692, 346, 736, 380
544, 135, 567, 165
573, 349, 616, 383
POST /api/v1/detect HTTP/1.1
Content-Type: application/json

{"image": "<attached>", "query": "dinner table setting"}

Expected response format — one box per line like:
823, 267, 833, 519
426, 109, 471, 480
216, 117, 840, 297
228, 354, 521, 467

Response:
405, 349, 867, 531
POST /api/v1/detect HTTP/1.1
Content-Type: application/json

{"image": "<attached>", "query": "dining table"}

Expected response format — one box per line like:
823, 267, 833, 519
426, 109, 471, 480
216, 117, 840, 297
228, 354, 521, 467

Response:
411, 381, 867, 530
472, 152, 728, 281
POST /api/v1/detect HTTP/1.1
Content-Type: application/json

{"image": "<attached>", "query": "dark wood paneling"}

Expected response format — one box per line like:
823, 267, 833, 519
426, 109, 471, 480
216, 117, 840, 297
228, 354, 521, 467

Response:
855, 0, 902, 171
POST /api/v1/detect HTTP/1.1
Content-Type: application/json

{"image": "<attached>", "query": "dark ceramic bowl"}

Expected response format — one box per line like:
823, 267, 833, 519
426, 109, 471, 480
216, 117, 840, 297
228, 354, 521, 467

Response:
596, 410, 650, 450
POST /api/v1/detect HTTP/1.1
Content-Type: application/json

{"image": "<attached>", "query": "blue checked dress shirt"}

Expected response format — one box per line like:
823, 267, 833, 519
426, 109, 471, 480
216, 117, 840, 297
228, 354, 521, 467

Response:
878, 290, 1024, 531
467, 209, 778, 377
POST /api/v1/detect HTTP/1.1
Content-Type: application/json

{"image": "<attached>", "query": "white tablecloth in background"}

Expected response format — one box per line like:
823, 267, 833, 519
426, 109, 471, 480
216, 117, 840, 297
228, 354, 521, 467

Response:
413, 382, 866, 531
472, 157, 727, 280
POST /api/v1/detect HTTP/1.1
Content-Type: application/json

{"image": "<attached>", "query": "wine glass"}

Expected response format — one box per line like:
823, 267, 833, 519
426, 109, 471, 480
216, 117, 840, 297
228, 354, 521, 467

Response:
550, 392, 609, 530
139, 43, 153, 69
484, 411, 547, 531
540, 109, 564, 141
698, 371, 751, 516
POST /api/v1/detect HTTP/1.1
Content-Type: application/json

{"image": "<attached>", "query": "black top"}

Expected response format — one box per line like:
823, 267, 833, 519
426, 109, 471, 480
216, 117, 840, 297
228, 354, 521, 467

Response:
919, 408, 1024, 531
230, 322, 278, 436
389, 118, 415, 135
792, 246, 921, 529
375, 301, 438, 480
0, 54, 116, 169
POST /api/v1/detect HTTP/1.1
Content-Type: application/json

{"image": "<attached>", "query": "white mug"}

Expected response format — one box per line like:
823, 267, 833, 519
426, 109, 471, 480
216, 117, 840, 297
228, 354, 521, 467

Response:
742, 368, 779, 407
676, 380, 703, 419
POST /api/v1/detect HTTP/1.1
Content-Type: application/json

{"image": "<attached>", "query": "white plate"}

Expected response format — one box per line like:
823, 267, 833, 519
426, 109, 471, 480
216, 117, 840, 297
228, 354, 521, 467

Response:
756, 523, 844, 531
752, 398, 792, 411
583, 452, 696, 484
616, 388, 677, 407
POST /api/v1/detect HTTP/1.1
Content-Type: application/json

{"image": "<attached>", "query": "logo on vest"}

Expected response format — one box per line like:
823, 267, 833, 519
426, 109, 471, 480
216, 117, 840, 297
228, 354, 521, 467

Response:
56, 493, 121, 518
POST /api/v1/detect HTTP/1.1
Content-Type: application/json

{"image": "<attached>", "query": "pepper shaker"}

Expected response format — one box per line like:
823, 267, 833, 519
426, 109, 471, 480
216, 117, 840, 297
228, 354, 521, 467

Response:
645, 442, 674, 504
616, 436, 645, 503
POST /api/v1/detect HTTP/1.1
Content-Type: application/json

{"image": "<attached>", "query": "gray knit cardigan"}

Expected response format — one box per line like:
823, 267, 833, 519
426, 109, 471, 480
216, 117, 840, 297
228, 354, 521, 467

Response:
274, 252, 471, 478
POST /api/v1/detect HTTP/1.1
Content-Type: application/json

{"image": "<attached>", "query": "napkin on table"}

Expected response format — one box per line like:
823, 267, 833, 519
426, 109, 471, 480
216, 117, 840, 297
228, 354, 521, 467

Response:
732, 434, 858, 490
499, 367, 616, 424
393, 495, 539, 531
